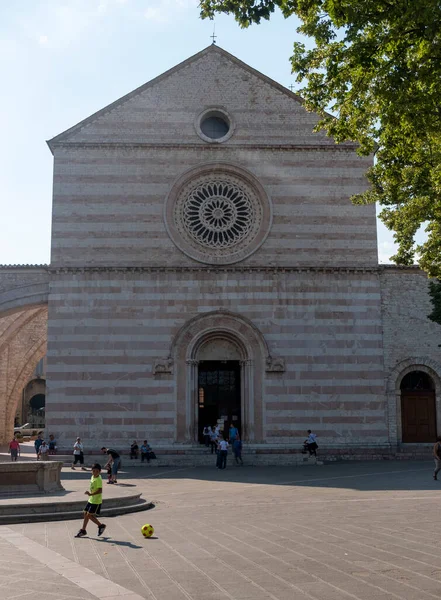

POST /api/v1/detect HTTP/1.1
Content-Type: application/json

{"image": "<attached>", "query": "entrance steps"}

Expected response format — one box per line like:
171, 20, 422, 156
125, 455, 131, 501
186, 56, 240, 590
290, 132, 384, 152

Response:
47, 446, 323, 468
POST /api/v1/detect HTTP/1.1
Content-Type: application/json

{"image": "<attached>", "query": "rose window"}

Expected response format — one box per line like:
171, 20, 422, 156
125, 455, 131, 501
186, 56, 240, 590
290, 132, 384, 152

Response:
182, 181, 254, 249
165, 167, 272, 265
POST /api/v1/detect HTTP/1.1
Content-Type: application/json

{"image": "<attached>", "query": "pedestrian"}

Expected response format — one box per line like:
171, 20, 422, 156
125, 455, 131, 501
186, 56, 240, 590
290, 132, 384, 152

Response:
9, 437, 20, 462
34, 434, 43, 460
140, 440, 152, 463
130, 441, 139, 460
209, 426, 218, 454
229, 423, 238, 445
433, 436, 441, 480
72, 437, 86, 470
48, 434, 57, 455
75, 463, 106, 538
38, 440, 50, 460
101, 447, 121, 483
203, 425, 211, 447
216, 438, 229, 469
233, 437, 243, 465
302, 430, 318, 457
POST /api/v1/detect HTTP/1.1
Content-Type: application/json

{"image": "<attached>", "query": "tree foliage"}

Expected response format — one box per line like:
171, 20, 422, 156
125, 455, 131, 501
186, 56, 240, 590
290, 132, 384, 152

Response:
429, 281, 441, 327
200, 0, 441, 277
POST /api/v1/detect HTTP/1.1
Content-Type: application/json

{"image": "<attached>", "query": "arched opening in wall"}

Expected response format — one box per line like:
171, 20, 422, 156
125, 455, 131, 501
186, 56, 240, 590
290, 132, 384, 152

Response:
401, 371, 436, 442
19, 376, 47, 428
29, 394, 46, 428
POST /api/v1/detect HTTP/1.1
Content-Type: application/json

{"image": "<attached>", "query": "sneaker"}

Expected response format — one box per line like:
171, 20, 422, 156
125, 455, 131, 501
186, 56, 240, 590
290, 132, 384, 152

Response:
71, 466, 75, 470
75, 529, 87, 538
98, 524, 106, 536
81, 467, 87, 471
107, 481, 114, 484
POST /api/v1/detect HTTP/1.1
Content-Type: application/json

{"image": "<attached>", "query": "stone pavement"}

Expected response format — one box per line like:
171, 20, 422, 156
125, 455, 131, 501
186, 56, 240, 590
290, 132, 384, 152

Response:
2, 461, 441, 600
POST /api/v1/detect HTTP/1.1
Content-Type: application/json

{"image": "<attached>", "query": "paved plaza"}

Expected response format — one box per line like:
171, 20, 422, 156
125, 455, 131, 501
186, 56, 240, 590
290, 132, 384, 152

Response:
1, 461, 441, 600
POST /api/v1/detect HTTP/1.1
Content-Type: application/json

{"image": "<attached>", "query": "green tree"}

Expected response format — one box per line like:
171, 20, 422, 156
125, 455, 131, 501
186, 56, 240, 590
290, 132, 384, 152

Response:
200, 0, 441, 278
429, 281, 441, 327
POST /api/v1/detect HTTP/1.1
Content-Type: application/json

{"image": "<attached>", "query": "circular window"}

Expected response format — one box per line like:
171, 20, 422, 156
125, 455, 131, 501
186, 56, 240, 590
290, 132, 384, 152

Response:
182, 179, 255, 249
164, 164, 272, 265
200, 116, 229, 140
195, 108, 234, 143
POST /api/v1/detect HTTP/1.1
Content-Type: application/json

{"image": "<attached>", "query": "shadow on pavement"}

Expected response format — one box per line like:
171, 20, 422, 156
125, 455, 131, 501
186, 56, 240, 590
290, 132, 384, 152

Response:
109, 460, 439, 492
96, 537, 143, 549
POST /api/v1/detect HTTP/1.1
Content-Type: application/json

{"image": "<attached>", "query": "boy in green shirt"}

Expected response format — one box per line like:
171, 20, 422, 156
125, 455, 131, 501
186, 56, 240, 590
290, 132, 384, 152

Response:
75, 463, 106, 538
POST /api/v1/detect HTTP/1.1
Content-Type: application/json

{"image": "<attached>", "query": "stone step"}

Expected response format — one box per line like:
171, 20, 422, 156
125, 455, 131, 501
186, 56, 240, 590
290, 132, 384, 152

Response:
0, 494, 153, 525
49, 453, 322, 467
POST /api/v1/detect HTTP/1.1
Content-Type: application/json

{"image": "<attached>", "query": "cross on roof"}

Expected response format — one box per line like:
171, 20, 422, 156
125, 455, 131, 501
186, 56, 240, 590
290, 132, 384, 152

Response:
211, 23, 217, 44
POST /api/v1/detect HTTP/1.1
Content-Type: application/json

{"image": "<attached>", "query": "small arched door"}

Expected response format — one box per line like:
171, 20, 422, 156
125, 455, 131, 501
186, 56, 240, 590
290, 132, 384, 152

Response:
401, 371, 436, 442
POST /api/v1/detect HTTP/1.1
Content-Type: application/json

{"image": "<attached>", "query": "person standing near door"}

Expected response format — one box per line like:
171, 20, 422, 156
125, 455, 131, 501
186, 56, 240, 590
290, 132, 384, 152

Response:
433, 436, 441, 480
203, 425, 211, 447
209, 426, 218, 454
229, 423, 238, 445
217, 438, 229, 469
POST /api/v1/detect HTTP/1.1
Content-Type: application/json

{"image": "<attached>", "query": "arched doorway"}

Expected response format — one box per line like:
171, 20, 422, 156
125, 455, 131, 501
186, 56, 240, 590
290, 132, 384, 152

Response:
401, 371, 436, 442
171, 311, 268, 443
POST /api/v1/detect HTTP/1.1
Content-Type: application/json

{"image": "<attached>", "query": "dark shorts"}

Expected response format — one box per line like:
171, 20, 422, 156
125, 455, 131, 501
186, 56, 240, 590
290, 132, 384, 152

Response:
84, 502, 101, 515
73, 453, 84, 465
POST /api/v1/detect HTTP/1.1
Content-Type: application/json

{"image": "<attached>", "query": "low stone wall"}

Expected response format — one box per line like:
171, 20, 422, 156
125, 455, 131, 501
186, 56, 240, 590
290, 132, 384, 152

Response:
0, 461, 64, 494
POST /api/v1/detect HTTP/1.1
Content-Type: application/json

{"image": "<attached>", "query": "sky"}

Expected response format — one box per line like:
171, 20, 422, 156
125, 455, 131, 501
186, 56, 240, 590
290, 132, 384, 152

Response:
1, 0, 398, 266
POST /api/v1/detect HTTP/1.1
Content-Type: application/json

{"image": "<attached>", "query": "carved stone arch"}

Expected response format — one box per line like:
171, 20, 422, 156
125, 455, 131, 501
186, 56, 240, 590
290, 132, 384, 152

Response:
386, 357, 441, 445
170, 310, 270, 362
171, 311, 266, 443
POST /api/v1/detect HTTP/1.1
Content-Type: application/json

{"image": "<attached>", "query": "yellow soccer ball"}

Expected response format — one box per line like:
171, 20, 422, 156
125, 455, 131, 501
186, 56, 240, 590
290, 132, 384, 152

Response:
141, 523, 154, 538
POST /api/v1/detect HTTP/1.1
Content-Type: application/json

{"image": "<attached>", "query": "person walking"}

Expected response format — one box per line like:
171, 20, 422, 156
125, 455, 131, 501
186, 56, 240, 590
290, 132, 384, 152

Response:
34, 434, 43, 460
9, 437, 20, 461
433, 436, 441, 480
217, 438, 229, 470
233, 437, 243, 465
75, 463, 106, 538
72, 437, 86, 470
101, 447, 121, 483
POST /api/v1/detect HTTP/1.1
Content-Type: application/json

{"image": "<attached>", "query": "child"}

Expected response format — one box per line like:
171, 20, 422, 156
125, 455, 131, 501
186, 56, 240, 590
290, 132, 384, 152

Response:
130, 440, 139, 459
105, 460, 112, 483
9, 437, 20, 462
140, 440, 151, 463
75, 463, 106, 538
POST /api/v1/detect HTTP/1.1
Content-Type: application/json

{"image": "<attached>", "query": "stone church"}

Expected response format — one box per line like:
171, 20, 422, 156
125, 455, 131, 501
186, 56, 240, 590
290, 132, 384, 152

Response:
1, 45, 440, 459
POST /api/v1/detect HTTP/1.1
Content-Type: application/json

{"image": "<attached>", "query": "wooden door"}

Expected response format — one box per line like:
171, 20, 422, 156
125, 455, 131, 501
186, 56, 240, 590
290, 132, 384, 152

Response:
401, 391, 436, 442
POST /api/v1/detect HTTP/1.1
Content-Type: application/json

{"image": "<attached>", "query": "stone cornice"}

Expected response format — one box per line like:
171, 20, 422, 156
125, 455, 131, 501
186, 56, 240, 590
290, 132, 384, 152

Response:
47, 264, 418, 275
0, 264, 49, 271
50, 142, 359, 152
0, 264, 422, 275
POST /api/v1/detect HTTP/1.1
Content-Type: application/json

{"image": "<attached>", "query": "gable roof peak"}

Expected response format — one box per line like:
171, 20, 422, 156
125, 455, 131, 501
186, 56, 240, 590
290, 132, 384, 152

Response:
47, 44, 304, 152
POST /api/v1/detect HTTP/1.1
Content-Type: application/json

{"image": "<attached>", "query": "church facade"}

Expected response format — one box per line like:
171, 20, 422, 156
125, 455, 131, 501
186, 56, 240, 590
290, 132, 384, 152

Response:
13, 45, 440, 456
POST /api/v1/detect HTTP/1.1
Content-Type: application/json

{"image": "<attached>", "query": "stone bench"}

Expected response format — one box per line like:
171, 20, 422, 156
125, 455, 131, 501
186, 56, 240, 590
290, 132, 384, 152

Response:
0, 461, 64, 494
